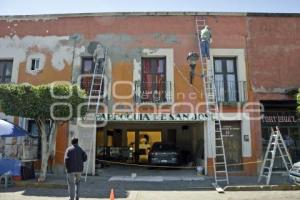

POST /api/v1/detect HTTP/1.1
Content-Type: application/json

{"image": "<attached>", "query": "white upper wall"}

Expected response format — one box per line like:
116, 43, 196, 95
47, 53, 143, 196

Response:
0, 35, 84, 83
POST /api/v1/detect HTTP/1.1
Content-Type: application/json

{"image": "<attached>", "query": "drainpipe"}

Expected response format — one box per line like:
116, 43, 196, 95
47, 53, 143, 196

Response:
69, 34, 81, 84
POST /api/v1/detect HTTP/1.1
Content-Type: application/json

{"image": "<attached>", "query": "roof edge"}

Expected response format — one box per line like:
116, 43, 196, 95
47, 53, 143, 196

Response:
247, 12, 300, 17
0, 11, 299, 20
0, 11, 245, 20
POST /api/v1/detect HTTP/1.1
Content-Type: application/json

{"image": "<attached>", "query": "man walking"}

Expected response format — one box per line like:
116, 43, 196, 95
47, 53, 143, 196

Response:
64, 138, 87, 200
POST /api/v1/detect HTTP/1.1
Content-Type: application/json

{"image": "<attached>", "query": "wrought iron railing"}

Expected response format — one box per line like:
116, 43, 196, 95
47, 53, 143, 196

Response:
80, 78, 105, 97
134, 81, 172, 103
214, 81, 247, 103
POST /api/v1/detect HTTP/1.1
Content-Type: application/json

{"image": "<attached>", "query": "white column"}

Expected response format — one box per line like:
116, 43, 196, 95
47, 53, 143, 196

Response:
204, 118, 215, 175
76, 120, 96, 175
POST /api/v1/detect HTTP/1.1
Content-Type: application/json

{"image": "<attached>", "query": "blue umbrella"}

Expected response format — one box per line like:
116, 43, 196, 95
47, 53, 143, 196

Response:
0, 119, 28, 137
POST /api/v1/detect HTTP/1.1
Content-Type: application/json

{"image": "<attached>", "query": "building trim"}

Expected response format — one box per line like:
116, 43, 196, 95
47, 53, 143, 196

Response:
1, 11, 299, 21
133, 48, 174, 104
209, 48, 247, 102
217, 112, 252, 157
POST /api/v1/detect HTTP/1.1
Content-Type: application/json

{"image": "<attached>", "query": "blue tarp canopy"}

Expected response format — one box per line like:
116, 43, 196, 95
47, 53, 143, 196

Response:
0, 159, 21, 176
0, 120, 29, 176
0, 119, 28, 137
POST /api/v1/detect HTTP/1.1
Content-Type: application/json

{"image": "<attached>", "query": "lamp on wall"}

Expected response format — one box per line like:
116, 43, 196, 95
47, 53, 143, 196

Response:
186, 52, 199, 84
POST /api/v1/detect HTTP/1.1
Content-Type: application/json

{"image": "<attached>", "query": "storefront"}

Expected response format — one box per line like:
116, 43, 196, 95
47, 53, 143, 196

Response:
69, 111, 253, 175
94, 113, 207, 167
261, 100, 300, 169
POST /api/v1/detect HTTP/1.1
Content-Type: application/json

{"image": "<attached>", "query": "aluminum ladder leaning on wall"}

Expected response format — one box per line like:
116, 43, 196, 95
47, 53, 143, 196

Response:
84, 46, 108, 181
258, 126, 293, 185
87, 47, 108, 113
195, 17, 229, 186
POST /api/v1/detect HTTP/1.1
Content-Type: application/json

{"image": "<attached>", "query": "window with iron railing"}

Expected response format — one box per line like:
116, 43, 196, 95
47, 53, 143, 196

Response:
214, 80, 247, 103
134, 57, 171, 103
80, 57, 104, 96
214, 57, 247, 103
134, 80, 172, 103
0, 60, 13, 83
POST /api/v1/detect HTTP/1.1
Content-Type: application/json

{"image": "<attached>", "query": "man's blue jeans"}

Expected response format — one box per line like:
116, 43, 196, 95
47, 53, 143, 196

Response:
200, 40, 210, 59
67, 172, 81, 200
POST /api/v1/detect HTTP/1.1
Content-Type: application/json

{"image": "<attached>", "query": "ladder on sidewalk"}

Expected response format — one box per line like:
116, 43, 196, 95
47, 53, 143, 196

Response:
84, 45, 108, 181
258, 126, 293, 185
195, 17, 229, 186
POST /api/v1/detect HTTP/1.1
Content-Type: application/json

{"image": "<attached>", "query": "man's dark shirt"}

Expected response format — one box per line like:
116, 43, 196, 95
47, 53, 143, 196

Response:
64, 144, 87, 173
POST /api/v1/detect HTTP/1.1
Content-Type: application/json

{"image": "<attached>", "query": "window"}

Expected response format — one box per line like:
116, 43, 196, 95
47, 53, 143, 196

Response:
261, 111, 300, 169
80, 57, 104, 95
0, 60, 13, 83
81, 57, 94, 74
26, 120, 51, 160
140, 57, 167, 102
30, 58, 40, 71
27, 120, 40, 138
214, 58, 239, 102
27, 120, 51, 138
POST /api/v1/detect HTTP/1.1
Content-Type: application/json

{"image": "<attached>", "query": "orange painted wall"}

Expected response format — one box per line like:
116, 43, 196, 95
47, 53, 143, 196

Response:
2, 13, 298, 175
0, 14, 252, 174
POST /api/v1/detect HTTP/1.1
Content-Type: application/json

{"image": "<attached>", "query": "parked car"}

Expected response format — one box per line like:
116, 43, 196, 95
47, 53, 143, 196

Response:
148, 142, 180, 166
289, 162, 300, 185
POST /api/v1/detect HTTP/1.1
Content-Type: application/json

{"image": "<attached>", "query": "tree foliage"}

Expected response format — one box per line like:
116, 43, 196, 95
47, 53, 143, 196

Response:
0, 83, 87, 181
0, 83, 87, 120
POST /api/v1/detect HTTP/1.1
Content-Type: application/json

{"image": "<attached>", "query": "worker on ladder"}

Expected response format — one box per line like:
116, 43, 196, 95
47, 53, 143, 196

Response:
93, 43, 106, 74
199, 25, 212, 60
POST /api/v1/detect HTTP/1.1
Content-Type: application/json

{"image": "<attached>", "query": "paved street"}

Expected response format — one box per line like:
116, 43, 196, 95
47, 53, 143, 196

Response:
1, 188, 300, 200
0, 166, 298, 199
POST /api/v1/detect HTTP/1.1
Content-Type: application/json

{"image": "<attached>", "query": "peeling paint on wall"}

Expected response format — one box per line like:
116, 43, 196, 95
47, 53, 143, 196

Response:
93, 33, 178, 62
51, 46, 73, 71
0, 35, 86, 79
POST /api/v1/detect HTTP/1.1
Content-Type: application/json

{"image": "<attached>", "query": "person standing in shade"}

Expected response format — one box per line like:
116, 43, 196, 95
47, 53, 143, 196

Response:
64, 137, 87, 200
200, 25, 212, 59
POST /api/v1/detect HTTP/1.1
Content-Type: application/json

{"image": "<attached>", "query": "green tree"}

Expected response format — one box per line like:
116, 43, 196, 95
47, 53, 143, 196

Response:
0, 83, 86, 181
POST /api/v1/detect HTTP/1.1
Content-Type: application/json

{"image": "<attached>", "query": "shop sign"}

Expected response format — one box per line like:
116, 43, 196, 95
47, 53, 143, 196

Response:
262, 114, 297, 124
96, 113, 209, 122
221, 125, 241, 137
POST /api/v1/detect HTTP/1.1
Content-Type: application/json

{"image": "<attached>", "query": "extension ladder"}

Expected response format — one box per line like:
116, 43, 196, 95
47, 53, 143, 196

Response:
87, 47, 108, 113
258, 126, 293, 185
84, 45, 108, 180
195, 17, 229, 185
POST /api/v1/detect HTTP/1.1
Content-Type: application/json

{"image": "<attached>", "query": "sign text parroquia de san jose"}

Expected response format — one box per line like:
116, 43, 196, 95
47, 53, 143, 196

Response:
96, 113, 210, 121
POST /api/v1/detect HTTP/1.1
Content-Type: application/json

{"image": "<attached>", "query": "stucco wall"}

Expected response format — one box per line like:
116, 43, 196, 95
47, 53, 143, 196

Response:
0, 15, 248, 107
247, 16, 300, 100
1, 13, 299, 176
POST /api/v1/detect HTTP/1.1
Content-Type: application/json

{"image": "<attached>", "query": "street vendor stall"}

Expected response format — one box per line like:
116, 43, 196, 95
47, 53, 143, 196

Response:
0, 119, 35, 182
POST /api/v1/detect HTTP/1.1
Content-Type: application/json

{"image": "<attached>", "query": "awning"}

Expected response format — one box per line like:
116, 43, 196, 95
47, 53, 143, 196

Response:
0, 119, 29, 137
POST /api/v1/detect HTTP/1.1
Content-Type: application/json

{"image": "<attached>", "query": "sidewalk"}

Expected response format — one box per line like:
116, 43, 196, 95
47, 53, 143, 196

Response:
7, 165, 300, 199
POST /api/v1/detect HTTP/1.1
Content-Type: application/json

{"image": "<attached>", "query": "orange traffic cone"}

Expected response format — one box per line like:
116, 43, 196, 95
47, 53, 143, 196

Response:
110, 188, 115, 200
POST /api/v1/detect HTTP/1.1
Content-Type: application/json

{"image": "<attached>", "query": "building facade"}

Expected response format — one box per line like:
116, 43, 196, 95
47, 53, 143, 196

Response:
0, 12, 299, 176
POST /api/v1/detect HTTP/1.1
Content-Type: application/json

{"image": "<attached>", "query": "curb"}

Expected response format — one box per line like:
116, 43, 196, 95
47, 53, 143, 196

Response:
15, 181, 67, 189
224, 184, 300, 191
13, 181, 300, 191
